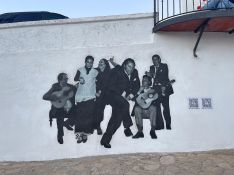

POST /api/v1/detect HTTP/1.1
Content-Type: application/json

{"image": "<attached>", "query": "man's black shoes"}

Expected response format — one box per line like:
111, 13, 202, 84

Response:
97, 127, 103, 135
124, 128, 133, 137
76, 134, 82, 143
100, 142, 111, 148
82, 135, 88, 143
57, 135, 64, 144
166, 124, 171, 130
132, 131, 144, 139
150, 130, 157, 139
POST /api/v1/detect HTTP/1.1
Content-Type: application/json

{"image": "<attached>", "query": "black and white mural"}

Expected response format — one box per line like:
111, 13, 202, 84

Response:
1, 12, 234, 161
43, 55, 175, 148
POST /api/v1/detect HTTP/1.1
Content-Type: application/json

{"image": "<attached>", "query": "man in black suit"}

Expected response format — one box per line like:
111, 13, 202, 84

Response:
148, 54, 174, 130
100, 58, 140, 148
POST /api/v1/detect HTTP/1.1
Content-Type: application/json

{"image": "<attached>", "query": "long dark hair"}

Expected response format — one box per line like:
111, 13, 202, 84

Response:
103, 58, 111, 71
101, 58, 111, 72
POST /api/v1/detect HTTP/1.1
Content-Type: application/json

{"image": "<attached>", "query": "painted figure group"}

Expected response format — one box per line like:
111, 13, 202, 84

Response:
43, 54, 174, 148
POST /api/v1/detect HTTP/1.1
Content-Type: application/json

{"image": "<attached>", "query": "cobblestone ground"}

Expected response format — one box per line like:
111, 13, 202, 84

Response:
0, 149, 234, 175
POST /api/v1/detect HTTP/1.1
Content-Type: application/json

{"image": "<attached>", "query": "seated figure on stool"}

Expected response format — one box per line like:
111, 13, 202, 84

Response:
43, 73, 76, 144
133, 75, 158, 139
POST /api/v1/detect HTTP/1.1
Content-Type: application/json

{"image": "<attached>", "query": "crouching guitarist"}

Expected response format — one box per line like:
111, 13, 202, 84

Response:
43, 73, 76, 144
132, 75, 159, 139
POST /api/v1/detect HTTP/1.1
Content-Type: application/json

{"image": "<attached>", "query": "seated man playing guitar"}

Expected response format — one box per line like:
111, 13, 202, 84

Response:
133, 75, 158, 139
43, 73, 76, 144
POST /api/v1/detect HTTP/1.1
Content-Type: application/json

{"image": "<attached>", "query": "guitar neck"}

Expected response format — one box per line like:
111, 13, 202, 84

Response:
155, 79, 175, 86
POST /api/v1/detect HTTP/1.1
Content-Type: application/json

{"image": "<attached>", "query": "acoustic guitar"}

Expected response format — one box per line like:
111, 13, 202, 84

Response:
51, 86, 74, 109
136, 79, 176, 109
136, 88, 158, 109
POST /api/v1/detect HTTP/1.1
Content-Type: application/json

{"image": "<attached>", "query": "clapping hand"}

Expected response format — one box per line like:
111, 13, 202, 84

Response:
79, 77, 85, 85
96, 90, 101, 97
109, 56, 114, 62
139, 86, 144, 92
126, 93, 134, 101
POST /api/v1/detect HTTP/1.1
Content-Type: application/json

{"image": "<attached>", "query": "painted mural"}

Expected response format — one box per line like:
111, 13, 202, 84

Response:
43, 55, 175, 148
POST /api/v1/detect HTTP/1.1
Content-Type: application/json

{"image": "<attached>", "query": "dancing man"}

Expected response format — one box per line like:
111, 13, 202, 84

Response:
100, 58, 140, 148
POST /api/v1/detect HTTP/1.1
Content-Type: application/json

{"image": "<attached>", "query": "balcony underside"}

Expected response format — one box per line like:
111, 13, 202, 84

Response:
153, 9, 234, 33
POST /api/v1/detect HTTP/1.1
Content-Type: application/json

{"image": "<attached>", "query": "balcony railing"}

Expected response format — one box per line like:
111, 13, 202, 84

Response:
154, 0, 234, 25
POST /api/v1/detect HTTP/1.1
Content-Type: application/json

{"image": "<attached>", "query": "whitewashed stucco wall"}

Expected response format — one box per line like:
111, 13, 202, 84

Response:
0, 13, 234, 161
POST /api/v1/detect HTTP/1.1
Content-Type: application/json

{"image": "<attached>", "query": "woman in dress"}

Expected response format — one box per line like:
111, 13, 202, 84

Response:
93, 58, 111, 135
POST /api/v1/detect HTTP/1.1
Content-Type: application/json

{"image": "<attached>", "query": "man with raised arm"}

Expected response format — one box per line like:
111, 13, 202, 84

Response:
100, 58, 140, 148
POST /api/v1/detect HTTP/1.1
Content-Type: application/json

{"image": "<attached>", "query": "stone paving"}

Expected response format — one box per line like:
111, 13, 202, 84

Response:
0, 149, 234, 175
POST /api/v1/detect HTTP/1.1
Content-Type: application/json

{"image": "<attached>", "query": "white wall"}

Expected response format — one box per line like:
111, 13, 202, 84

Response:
0, 13, 234, 161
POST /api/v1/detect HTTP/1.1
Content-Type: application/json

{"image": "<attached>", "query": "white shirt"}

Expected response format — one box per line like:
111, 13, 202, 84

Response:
75, 67, 98, 103
124, 70, 131, 80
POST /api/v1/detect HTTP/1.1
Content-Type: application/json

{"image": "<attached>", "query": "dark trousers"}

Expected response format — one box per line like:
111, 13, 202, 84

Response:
101, 94, 133, 144
155, 102, 164, 130
64, 106, 76, 127
57, 117, 64, 137
50, 108, 67, 137
134, 105, 157, 131
93, 95, 106, 129
160, 96, 171, 127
